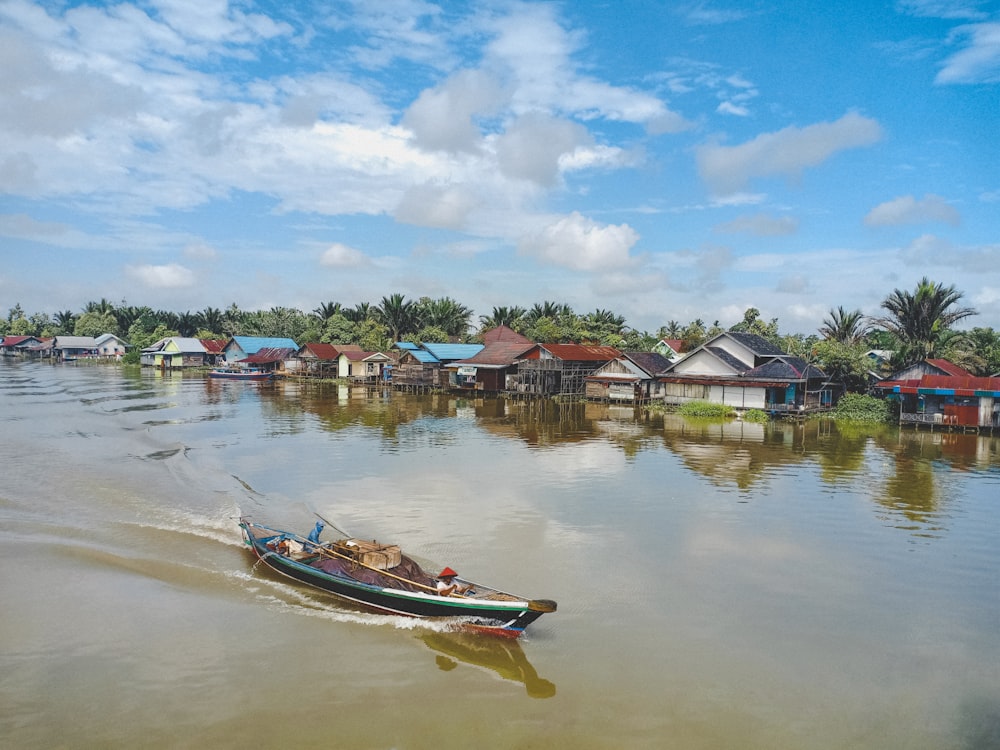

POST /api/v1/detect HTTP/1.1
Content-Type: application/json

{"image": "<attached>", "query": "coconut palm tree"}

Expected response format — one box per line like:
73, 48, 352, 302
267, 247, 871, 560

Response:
819, 306, 871, 344
872, 277, 977, 360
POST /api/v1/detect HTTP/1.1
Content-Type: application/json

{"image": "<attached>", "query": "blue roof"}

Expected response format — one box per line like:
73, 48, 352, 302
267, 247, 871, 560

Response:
231, 336, 299, 354
407, 349, 440, 364
421, 343, 484, 361
395, 342, 421, 350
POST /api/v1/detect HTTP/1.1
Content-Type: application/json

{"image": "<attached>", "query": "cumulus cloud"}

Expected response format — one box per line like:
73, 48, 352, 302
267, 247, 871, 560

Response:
519, 212, 638, 272
696, 112, 883, 195
864, 194, 961, 226
403, 70, 507, 153
495, 114, 593, 186
715, 213, 798, 236
125, 263, 195, 287
395, 184, 480, 230
319, 242, 370, 269
935, 22, 1000, 84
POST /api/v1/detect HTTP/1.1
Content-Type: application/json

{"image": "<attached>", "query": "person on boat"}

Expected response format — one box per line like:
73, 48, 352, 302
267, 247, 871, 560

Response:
306, 521, 324, 549
436, 567, 473, 596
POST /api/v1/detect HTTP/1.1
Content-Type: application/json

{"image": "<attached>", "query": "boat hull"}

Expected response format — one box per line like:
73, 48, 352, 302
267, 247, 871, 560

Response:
209, 369, 272, 380
239, 520, 552, 637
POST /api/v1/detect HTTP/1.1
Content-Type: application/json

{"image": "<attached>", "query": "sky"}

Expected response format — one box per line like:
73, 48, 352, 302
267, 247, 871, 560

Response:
1, 0, 998, 335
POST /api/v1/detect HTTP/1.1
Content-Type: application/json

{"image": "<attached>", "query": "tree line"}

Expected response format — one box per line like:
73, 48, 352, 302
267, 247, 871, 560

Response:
3, 278, 999, 391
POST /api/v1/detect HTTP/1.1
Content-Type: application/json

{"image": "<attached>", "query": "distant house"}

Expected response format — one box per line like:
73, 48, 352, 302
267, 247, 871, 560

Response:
871, 359, 1000, 430
95, 334, 128, 358
444, 326, 533, 393
653, 338, 685, 362
336, 350, 393, 382
222, 336, 299, 364
510, 343, 621, 397
141, 337, 213, 368
292, 342, 362, 377
52, 335, 100, 361
585, 351, 673, 403
391, 342, 485, 389
240, 347, 297, 374
659, 332, 833, 413
0, 335, 44, 356
200, 339, 227, 366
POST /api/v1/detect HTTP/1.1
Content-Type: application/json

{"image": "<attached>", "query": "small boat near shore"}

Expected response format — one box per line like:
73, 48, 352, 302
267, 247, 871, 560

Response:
209, 367, 273, 380
239, 518, 556, 638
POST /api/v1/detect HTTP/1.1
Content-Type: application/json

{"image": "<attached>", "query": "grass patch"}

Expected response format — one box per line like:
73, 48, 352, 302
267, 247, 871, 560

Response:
832, 393, 894, 423
676, 400, 737, 419
742, 408, 770, 423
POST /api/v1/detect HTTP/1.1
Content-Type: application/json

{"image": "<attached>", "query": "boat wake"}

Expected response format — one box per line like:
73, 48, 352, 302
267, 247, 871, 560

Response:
227, 568, 461, 634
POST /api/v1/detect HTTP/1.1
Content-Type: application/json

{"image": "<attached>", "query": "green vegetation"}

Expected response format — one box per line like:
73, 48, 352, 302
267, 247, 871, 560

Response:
4, 276, 1000, 391
831, 393, 894, 423
676, 401, 737, 419
742, 409, 770, 423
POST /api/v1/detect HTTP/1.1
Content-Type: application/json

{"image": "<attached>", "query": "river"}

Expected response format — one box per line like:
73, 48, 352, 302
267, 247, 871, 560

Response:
1, 360, 998, 749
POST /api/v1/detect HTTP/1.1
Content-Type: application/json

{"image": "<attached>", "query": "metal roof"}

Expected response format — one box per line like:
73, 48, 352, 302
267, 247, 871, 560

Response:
421, 343, 484, 361
230, 336, 299, 354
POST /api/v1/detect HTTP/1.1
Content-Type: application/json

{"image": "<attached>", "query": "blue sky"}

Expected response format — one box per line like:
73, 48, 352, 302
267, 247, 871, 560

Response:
1, 0, 998, 335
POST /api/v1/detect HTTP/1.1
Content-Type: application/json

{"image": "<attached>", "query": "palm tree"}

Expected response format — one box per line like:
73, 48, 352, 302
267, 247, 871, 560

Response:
176, 311, 199, 337
376, 294, 418, 343
54, 310, 77, 333
344, 303, 372, 323
313, 301, 342, 322
872, 277, 977, 360
819, 306, 871, 344
417, 297, 473, 338
479, 306, 527, 331
199, 307, 224, 334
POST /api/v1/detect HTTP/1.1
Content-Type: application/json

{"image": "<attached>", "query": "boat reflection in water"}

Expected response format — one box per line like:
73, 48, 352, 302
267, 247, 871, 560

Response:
419, 631, 556, 699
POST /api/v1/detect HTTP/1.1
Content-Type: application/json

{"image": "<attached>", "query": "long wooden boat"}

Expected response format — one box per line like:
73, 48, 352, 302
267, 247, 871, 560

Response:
209, 367, 273, 380
239, 518, 556, 638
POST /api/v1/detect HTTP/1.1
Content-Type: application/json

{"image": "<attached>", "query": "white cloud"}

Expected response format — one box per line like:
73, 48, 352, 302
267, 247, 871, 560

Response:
319, 243, 370, 269
125, 262, 195, 287
717, 101, 750, 117
519, 212, 638, 272
395, 184, 480, 230
936, 22, 1000, 84
495, 114, 593, 187
715, 213, 798, 236
696, 112, 883, 195
864, 194, 961, 227
403, 69, 507, 153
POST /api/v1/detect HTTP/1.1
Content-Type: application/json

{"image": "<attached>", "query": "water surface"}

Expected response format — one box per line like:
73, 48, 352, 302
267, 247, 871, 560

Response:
1, 361, 998, 749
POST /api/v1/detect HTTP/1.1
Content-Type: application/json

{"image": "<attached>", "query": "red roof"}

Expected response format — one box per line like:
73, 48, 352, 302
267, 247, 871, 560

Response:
299, 342, 340, 360
0, 336, 33, 347
200, 339, 226, 353
340, 350, 379, 361
241, 347, 295, 364
877, 373, 1000, 395
926, 359, 973, 377
482, 325, 533, 346
660, 338, 684, 352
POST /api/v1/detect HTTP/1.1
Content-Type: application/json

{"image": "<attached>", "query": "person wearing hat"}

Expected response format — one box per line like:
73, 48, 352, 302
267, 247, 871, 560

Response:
436, 567, 473, 596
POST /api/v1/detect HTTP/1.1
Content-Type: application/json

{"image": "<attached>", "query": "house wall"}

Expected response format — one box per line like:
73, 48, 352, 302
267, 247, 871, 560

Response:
710, 385, 766, 409
672, 351, 736, 376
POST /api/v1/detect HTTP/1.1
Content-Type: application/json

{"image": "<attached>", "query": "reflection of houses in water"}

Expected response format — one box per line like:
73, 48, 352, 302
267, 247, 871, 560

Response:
419, 631, 556, 699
